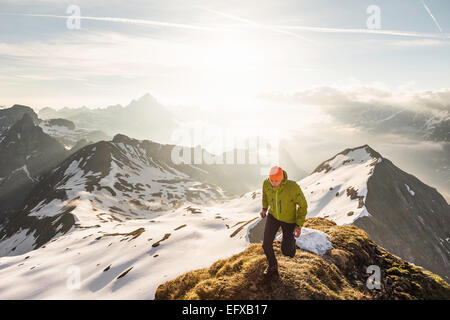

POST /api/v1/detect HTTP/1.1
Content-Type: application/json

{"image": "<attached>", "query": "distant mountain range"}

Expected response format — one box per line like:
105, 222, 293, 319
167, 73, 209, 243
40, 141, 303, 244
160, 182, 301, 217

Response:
39, 118, 109, 149
0, 104, 109, 149
38, 93, 177, 144
37, 94, 450, 203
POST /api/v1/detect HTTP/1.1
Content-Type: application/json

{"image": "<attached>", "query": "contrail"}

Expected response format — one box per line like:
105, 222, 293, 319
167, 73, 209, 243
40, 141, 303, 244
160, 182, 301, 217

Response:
5, 11, 449, 40
197, 6, 449, 40
196, 6, 318, 44
273, 24, 450, 39
0, 13, 230, 32
420, 0, 443, 32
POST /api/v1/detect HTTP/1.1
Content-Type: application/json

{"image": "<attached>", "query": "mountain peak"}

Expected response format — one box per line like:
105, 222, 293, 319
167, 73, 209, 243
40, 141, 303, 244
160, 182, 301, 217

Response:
10, 104, 34, 112
112, 133, 137, 145
0, 105, 39, 130
361, 144, 382, 159
10, 113, 36, 132
39, 107, 55, 112
340, 144, 382, 159
139, 93, 156, 102
128, 93, 158, 109
312, 144, 382, 175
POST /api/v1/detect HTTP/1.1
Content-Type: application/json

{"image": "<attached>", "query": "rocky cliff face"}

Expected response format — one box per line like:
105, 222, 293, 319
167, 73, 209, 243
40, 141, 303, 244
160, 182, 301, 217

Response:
0, 105, 39, 140
0, 114, 67, 220
356, 152, 450, 282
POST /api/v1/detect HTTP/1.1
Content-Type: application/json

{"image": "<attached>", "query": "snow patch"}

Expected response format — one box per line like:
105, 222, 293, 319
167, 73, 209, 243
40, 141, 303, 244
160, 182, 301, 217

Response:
276, 227, 333, 256
405, 184, 415, 196
21, 165, 35, 182
0, 229, 36, 256
28, 199, 65, 218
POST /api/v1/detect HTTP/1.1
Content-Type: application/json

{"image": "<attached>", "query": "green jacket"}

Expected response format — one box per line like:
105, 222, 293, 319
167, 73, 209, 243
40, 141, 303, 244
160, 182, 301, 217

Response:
262, 169, 308, 227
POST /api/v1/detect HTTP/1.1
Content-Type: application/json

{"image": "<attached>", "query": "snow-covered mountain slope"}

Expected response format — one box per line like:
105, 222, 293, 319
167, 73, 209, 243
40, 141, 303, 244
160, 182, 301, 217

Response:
39, 118, 109, 149
0, 132, 252, 298
0, 133, 234, 256
0, 192, 261, 299
0, 133, 332, 299
300, 145, 382, 225
0, 185, 334, 299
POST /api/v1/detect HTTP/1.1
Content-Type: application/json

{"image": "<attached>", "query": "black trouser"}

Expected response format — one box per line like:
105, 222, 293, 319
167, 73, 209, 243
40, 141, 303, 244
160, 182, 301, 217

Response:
262, 213, 297, 268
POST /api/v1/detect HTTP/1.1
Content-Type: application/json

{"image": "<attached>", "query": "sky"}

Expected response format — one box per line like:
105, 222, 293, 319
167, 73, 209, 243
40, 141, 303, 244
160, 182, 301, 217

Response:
0, 0, 449, 110
1, 0, 449, 200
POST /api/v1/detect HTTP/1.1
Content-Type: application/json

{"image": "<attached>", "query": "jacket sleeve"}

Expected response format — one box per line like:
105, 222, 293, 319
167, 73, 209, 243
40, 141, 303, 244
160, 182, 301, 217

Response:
294, 183, 308, 227
262, 180, 268, 209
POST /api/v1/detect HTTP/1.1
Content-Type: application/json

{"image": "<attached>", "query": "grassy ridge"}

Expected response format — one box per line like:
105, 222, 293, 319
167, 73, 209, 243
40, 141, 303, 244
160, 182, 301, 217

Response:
155, 218, 450, 300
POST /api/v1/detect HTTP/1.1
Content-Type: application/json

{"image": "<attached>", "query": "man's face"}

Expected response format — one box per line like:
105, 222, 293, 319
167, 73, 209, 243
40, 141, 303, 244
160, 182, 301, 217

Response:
270, 179, 282, 187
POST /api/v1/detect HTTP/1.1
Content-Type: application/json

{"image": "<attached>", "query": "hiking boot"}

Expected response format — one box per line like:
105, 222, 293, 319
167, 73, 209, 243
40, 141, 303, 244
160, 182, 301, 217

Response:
263, 265, 279, 277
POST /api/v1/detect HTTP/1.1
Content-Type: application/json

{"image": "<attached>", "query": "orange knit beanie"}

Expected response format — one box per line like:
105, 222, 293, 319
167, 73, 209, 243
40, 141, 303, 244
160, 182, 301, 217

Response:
269, 166, 283, 180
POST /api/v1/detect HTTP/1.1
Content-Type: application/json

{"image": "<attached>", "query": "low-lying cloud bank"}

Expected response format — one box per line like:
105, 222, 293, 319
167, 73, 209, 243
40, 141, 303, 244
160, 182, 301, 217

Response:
262, 84, 449, 142
262, 85, 450, 114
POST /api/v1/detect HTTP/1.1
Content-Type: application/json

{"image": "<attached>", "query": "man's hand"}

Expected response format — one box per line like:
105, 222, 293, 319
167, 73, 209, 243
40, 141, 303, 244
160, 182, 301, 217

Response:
294, 226, 301, 238
260, 208, 268, 218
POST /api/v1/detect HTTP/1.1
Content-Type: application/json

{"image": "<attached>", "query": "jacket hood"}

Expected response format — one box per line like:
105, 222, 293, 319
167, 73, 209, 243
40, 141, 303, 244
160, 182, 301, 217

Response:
281, 169, 288, 183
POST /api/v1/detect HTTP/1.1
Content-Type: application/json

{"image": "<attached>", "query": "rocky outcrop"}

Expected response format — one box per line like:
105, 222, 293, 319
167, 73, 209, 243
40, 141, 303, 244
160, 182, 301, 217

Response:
0, 114, 67, 220
355, 153, 450, 282
0, 104, 39, 139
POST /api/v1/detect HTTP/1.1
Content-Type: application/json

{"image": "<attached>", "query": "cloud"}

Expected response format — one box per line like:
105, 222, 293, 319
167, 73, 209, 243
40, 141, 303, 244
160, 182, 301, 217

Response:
2, 13, 229, 32
390, 39, 450, 47
261, 84, 450, 115
5, 6, 449, 45
0, 31, 208, 79
195, 6, 317, 44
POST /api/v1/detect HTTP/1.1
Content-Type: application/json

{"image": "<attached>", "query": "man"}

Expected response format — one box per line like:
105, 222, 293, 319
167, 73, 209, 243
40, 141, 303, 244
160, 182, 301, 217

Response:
260, 166, 308, 277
